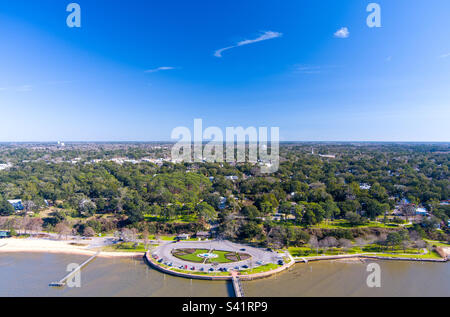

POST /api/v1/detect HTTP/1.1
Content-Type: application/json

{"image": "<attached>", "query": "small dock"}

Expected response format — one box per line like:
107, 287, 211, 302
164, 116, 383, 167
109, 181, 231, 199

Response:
49, 251, 100, 287
231, 271, 244, 297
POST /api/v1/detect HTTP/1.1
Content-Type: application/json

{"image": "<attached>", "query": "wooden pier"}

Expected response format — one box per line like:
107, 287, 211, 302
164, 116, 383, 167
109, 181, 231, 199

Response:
49, 252, 100, 287
231, 271, 244, 297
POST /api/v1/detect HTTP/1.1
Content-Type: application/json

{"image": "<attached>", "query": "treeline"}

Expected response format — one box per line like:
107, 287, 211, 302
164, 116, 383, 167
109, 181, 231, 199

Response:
0, 144, 448, 246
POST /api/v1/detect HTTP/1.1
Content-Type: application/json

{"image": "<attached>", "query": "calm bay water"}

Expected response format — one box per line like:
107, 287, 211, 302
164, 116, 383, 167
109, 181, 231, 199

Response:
1, 253, 448, 297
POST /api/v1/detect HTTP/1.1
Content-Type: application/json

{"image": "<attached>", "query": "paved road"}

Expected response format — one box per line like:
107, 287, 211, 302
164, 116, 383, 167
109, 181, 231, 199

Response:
151, 240, 282, 271
14, 231, 118, 250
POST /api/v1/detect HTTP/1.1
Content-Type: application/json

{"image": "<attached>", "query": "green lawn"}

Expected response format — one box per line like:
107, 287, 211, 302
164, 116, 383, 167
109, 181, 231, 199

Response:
144, 214, 198, 224
287, 244, 440, 259
172, 249, 249, 264
172, 249, 210, 263
207, 251, 237, 263
158, 260, 281, 276
373, 250, 442, 260
287, 246, 361, 257
148, 235, 199, 242
424, 239, 449, 247
240, 263, 281, 275
310, 219, 407, 229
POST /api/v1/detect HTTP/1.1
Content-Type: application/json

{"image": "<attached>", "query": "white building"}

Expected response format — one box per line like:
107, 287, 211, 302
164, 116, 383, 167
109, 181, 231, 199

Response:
415, 207, 428, 216
219, 197, 227, 210
7, 199, 24, 211
0, 163, 12, 171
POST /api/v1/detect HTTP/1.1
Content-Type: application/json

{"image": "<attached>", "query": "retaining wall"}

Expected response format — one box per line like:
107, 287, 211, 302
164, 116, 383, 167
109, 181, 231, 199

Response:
145, 251, 295, 281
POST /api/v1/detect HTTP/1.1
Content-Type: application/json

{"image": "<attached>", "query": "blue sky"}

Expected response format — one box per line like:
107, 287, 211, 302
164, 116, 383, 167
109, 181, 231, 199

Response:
0, 0, 449, 142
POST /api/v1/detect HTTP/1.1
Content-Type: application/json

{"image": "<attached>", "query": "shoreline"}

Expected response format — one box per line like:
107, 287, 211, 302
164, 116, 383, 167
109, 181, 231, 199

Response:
1, 238, 447, 265
294, 254, 448, 263
144, 250, 447, 283
144, 250, 296, 281
0, 238, 143, 258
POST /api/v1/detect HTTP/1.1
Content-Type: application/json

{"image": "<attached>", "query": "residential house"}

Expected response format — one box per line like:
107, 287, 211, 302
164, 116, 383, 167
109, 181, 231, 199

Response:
195, 231, 211, 240
8, 199, 24, 212
400, 198, 410, 205
219, 197, 227, 210
415, 207, 428, 216
319, 154, 336, 159
0, 163, 12, 171
176, 234, 190, 240
285, 214, 296, 220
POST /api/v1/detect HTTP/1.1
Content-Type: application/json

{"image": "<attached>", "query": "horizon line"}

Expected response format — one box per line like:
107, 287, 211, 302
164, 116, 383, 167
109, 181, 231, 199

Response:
0, 141, 449, 144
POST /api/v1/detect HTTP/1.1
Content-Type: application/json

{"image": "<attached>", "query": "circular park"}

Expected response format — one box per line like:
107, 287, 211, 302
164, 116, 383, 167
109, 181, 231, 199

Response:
146, 240, 295, 280
171, 248, 252, 264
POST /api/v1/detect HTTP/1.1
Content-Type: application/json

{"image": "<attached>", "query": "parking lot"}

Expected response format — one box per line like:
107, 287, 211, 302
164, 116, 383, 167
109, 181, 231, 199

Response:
152, 240, 282, 272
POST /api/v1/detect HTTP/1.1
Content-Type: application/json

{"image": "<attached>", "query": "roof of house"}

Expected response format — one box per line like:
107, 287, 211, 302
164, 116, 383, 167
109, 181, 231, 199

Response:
7, 199, 22, 204
196, 231, 210, 236
359, 183, 372, 190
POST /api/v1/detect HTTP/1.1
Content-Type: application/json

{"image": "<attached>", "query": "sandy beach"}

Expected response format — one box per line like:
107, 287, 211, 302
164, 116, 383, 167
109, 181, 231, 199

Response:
0, 238, 144, 258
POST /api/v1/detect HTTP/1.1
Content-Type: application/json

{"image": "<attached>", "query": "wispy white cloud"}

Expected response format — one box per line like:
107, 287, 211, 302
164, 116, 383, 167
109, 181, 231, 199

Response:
334, 27, 350, 39
214, 31, 283, 58
439, 53, 450, 59
0, 81, 71, 93
385, 56, 392, 62
16, 85, 32, 92
145, 66, 177, 73
44, 80, 75, 85
295, 65, 340, 74
296, 65, 324, 74
0, 85, 32, 92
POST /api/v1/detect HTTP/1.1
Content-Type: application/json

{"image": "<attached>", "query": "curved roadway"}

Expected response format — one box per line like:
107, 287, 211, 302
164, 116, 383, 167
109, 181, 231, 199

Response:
152, 240, 281, 271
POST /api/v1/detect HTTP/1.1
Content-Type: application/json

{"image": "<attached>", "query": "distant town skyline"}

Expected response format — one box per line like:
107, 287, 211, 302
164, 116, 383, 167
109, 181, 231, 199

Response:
0, 0, 449, 142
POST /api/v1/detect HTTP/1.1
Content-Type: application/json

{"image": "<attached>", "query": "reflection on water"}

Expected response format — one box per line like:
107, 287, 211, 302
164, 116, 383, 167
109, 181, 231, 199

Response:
244, 259, 450, 297
1, 253, 448, 297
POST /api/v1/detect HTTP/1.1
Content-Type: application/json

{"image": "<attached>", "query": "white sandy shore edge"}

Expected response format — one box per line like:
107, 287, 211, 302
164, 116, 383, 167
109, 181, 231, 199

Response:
0, 238, 144, 258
